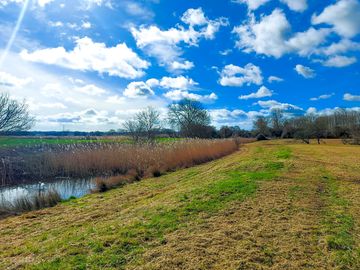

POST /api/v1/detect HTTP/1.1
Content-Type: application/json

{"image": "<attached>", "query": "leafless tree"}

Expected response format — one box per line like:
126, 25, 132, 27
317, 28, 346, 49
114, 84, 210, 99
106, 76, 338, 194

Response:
168, 99, 211, 138
0, 93, 34, 133
123, 107, 161, 142
253, 116, 269, 136
137, 107, 161, 141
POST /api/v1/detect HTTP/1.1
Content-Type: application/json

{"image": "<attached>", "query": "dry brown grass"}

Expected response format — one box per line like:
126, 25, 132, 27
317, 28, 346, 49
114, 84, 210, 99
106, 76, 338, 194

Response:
43, 139, 240, 183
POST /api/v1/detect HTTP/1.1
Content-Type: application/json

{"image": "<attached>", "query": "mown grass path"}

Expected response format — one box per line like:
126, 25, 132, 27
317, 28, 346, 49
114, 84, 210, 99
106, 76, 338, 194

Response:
0, 140, 359, 269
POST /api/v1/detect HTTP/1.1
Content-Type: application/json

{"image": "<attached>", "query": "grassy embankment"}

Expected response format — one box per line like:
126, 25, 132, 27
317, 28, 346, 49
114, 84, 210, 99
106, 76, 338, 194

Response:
0, 140, 359, 269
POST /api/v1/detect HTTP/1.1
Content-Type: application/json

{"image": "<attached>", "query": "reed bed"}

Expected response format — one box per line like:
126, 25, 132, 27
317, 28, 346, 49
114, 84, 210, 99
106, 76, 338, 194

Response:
0, 139, 240, 188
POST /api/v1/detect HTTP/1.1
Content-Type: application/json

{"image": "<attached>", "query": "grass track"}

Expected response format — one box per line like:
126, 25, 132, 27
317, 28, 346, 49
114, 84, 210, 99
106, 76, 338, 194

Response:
0, 140, 359, 269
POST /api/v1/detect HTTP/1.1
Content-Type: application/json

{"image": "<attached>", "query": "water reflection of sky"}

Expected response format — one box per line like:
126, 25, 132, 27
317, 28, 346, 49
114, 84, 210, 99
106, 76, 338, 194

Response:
0, 178, 96, 205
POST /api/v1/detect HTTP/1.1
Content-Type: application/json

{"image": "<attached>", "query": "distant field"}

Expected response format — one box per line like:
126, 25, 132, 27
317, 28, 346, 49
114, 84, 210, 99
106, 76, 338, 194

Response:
1, 140, 359, 269
0, 136, 180, 148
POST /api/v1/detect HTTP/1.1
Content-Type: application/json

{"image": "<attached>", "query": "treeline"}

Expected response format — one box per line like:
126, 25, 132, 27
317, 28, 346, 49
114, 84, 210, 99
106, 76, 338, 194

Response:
253, 109, 360, 144
123, 99, 252, 142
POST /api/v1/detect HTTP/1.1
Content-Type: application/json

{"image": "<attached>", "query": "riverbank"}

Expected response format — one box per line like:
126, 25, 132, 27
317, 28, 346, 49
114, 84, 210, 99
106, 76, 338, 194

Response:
1, 140, 359, 269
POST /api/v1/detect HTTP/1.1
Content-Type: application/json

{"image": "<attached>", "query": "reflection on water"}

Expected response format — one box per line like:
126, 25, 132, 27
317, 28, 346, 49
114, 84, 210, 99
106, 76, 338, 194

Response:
0, 178, 96, 205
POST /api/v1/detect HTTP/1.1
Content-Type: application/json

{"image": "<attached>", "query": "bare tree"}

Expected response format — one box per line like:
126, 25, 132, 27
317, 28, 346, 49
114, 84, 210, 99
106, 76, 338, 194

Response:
123, 107, 161, 142
270, 109, 284, 137
0, 93, 34, 133
253, 116, 269, 136
137, 107, 161, 141
168, 99, 211, 138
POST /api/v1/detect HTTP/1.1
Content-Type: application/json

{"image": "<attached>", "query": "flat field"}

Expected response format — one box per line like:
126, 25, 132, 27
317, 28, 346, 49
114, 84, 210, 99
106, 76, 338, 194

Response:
0, 140, 359, 269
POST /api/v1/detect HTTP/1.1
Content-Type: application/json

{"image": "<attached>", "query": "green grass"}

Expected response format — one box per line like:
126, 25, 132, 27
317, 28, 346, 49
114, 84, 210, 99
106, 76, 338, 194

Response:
321, 174, 359, 268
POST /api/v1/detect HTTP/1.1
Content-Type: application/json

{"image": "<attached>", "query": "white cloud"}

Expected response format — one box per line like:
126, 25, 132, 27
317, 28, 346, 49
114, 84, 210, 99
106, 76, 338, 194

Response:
344, 93, 360, 101
322, 55, 357, 67
75, 84, 107, 96
164, 90, 217, 103
257, 99, 303, 111
233, 9, 291, 58
181, 7, 208, 26
131, 8, 228, 71
318, 39, 360, 56
310, 93, 335, 101
239, 86, 273, 99
268, 76, 283, 83
209, 108, 264, 129
1, 50, 166, 131
123, 81, 155, 98
81, 21, 92, 29
170, 61, 194, 71
286, 27, 331, 56
219, 49, 232, 56
20, 37, 149, 79
312, 0, 360, 38
280, 0, 307, 12
0, 71, 32, 87
159, 76, 198, 90
232, 0, 270, 10
233, 9, 330, 58
49, 21, 64, 27
306, 107, 317, 114
82, 0, 113, 10
295, 64, 316, 78
219, 63, 263, 87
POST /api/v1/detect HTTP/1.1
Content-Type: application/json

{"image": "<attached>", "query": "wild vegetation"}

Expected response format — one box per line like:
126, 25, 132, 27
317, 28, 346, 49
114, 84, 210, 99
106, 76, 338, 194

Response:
0, 139, 241, 187
0, 140, 359, 269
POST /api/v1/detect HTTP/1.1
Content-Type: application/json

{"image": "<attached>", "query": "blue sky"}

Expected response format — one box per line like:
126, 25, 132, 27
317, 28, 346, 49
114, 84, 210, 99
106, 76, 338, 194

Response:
0, 0, 359, 131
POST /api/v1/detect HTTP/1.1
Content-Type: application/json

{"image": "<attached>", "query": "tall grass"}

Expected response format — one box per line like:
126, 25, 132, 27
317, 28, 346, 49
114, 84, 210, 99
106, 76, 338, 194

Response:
0, 139, 241, 187
0, 190, 61, 218
47, 139, 240, 190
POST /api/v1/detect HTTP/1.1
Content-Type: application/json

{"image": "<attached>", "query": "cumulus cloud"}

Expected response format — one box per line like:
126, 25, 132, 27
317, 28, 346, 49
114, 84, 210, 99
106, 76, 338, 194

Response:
233, 9, 291, 58
310, 93, 335, 101
164, 90, 217, 103
20, 37, 149, 79
239, 86, 273, 100
295, 64, 316, 78
232, 0, 270, 10
0, 71, 32, 87
170, 61, 194, 71
219, 63, 263, 87
344, 93, 360, 101
233, 0, 308, 12
322, 55, 357, 67
312, 0, 360, 38
317, 39, 360, 56
131, 8, 228, 71
268, 76, 283, 83
257, 99, 303, 111
123, 82, 155, 98
233, 9, 330, 58
280, 0, 307, 12
158, 76, 198, 90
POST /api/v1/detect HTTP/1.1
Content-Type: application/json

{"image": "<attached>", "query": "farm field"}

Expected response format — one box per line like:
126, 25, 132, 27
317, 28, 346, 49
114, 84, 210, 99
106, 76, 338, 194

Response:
0, 140, 360, 269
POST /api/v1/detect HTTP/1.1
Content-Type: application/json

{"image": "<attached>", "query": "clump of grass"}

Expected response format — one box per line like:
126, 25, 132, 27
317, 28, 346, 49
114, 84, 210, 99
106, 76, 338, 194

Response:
0, 190, 61, 217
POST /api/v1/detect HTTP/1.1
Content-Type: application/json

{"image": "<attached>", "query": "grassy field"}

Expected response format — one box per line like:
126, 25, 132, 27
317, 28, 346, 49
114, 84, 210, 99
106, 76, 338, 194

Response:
0, 140, 359, 269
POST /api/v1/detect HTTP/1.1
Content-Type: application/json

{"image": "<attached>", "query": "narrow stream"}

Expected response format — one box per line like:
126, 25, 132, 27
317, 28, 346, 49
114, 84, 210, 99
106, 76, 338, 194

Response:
0, 178, 96, 205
